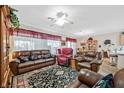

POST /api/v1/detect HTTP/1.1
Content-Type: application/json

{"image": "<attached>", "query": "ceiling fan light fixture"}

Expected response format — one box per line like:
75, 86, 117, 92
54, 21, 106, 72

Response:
48, 11, 73, 27
55, 17, 68, 26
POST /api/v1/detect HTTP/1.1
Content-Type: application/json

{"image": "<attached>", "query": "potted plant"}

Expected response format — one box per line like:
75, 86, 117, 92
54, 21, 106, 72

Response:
9, 7, 20, 29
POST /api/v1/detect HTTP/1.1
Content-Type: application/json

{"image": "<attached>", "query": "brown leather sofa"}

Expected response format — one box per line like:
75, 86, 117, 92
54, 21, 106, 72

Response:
75, 52, 102, 72
9, 50, 56, 75
68, 68, 124, 88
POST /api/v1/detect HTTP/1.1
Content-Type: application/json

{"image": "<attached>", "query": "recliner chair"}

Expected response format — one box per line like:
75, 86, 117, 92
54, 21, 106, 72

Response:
75, 51, 102, 72
57, 48, 73, 66
68, 68, 124, 88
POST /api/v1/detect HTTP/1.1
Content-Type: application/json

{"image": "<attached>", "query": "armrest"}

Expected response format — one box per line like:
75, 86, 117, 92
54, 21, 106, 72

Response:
90, 59, 103, 72
90, 59, 102, 65
78, 69, 103, 87
9, 59, 20, 75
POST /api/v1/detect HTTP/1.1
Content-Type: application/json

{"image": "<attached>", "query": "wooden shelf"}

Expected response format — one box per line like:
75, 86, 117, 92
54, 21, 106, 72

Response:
80, 39, 97, 51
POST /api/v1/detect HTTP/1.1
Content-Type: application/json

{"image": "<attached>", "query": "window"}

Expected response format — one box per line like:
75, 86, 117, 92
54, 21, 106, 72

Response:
67, 41, 77, 55
47, 40, 61, 55
13, 36, 35, 51
13, 36, 61, 55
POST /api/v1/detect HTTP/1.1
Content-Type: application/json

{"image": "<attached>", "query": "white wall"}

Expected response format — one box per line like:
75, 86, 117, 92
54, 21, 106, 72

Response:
77, 32, 121, 49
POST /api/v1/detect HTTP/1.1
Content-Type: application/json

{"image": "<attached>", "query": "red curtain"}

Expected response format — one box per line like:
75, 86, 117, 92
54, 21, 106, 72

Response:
66, 37, 77, 42
10, 28, 61, 41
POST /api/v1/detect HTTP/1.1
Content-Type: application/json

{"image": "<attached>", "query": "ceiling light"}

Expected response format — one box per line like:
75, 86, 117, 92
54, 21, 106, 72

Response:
55, 19, 67, 26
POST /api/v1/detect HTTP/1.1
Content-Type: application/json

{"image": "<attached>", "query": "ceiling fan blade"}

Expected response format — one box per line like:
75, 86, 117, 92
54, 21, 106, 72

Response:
48, 17, 54, 20
65, 19, 74, 24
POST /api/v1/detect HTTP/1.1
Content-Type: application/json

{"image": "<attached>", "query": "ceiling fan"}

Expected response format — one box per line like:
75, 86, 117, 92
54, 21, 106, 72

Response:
48, 12, 74, 28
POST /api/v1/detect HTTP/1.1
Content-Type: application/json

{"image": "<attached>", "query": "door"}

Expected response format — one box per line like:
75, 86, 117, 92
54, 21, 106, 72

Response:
0, 5, 10, 88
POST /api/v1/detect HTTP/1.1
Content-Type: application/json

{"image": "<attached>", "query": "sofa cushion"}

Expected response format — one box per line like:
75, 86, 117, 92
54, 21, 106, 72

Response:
93, 74, 113, 88
45, 58, 54, 62
18, 61, 35, 68
34, 59, 46, 64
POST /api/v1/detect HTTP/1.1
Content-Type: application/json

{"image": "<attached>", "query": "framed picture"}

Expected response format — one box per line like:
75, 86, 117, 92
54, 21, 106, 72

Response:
61, 40, 66, 46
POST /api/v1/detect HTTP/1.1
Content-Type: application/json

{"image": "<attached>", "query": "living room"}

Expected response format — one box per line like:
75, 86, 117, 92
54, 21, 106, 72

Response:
0, 2, 124, 90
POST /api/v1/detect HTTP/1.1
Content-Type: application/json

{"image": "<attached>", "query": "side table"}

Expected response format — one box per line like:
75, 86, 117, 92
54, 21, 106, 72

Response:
70, 58, 77, 70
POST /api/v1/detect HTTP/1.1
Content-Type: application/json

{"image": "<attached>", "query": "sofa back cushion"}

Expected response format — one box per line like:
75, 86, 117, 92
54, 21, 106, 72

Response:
41, 50, 51, 59
12, 50, 52, 63
12, 51, 31, 59
31, 51, 42, 55
42, 50, 50, 54
85, 51, 96, 58
62, 48, 73, 55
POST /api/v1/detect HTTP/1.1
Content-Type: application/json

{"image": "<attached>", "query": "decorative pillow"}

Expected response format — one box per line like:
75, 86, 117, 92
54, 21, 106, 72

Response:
17, 56, 29, 63
41, 54, 51, 59
37, 55, 42, 59
29, 55, 38, 61
93, 74, 113, 88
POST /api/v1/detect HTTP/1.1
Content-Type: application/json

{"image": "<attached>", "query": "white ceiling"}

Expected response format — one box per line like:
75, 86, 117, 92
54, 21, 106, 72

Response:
11, 5, 124, 38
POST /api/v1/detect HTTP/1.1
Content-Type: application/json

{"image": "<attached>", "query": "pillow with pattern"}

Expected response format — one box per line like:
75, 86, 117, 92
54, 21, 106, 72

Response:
17, 56, 29, 63
29, 55, 38, 61
93, 74, 113, 88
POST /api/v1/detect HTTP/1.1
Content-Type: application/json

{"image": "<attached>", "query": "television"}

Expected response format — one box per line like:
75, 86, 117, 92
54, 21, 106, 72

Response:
104, 40, 111, 45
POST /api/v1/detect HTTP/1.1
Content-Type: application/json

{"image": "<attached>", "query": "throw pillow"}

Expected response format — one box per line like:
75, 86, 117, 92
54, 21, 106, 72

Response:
93, 74, 113, 88
29, 55, 38, 61
41, 54, 51, 59
17, 56, 29, 63
37, 55, 42, 59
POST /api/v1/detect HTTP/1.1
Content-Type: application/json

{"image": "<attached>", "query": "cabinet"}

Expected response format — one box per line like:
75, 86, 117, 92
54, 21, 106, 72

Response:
0, 5, 11, 87
120, 34, 124, 45
87, 40, 97, 51
80, 39, 97, 51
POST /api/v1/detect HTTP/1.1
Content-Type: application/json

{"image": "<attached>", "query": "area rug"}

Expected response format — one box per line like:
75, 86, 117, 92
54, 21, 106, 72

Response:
12, 65, 78, 88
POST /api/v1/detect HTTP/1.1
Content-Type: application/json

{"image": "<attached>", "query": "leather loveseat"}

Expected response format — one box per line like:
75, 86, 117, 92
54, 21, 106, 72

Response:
9, 50, 56, 75
68, 68, 124, 88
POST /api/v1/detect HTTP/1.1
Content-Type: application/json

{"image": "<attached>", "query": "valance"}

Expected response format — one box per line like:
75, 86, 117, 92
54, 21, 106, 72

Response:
66, 37, 77, 42
10, 28, 61, 41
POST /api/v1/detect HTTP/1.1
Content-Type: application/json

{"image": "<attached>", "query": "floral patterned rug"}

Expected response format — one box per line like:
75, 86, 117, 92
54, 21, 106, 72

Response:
12, 65, 78, 88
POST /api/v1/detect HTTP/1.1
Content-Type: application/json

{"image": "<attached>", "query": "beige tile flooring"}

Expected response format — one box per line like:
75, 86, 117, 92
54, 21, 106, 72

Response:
98, 58, 119, 76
